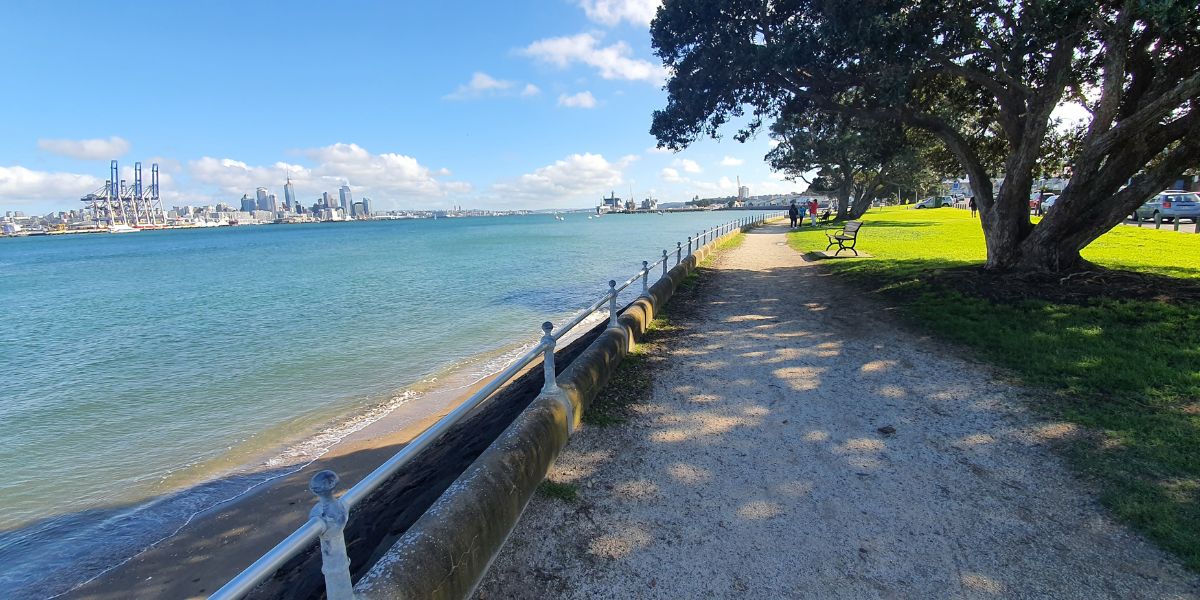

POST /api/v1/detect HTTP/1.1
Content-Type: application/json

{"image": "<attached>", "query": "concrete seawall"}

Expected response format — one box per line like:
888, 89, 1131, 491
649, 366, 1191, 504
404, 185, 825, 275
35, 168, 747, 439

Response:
353, 225, 752, 599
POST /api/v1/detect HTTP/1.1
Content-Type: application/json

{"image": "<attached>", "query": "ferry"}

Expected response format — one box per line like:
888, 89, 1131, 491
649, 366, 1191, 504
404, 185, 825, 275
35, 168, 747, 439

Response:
107, 224, 139, 234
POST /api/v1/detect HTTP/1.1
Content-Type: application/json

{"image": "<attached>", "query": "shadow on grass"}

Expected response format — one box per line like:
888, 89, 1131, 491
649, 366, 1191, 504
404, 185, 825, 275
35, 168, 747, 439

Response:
814, 255, 1200, 570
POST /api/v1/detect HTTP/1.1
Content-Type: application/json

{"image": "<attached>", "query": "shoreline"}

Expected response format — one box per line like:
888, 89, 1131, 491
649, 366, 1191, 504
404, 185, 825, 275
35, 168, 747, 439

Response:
55, 314, 602, 600
59, 362, 504, 600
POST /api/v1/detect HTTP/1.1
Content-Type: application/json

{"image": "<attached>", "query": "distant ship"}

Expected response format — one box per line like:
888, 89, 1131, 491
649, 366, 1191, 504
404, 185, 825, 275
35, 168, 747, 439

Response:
554, 213, 565, 221
107, 224, 138, 234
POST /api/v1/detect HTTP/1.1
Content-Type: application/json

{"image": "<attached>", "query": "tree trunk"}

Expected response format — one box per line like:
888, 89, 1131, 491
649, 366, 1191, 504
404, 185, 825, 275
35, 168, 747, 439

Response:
836, 184, 852, 220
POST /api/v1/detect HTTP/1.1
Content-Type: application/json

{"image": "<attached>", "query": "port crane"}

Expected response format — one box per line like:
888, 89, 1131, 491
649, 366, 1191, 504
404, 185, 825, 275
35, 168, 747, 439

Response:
81, 160, 164, 227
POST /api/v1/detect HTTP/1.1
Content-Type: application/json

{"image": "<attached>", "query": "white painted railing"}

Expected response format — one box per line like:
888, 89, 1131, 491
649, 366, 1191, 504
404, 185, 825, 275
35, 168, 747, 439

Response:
209, 211, 782, 600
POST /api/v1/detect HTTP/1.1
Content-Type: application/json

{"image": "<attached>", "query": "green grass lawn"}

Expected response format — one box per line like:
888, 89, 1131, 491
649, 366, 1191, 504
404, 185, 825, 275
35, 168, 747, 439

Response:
789, 207, 1200, 570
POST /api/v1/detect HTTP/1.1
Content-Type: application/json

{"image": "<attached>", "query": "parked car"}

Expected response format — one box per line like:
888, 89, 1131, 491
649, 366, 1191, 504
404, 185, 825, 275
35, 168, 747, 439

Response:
914, 196, 954, 209
1134, 190, 1200, 223
1040, 195, 1058, 211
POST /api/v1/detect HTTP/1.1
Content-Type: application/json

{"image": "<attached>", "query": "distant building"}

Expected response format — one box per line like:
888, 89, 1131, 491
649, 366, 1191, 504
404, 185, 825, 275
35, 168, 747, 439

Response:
240, 195, 257, 213
322, 191, 333, 208
738, 185, 750, 200
256, 187, 270, 211
283, 174, 297, 211
339, 184, 354, 217
360, 197, 372, 216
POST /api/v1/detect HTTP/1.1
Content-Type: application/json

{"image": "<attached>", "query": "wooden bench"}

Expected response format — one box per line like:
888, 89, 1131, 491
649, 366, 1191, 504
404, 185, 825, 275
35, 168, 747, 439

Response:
825, 221, 862, 256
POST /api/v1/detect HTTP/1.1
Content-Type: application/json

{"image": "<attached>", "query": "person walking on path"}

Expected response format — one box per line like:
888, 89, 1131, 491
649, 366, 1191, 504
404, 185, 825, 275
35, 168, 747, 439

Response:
969, 196, 977, 218
478, 221, 1200, 599
808, 198, 819, 225
788, 200, 799, 228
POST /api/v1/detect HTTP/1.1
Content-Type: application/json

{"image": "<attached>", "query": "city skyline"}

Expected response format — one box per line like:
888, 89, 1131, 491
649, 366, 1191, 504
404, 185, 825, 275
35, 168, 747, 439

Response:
0, 1, 807, 216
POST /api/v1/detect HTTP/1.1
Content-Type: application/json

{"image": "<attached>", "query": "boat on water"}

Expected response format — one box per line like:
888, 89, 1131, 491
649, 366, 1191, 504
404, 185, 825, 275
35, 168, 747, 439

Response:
554, 213, 565, 221
107, 224, 139, 234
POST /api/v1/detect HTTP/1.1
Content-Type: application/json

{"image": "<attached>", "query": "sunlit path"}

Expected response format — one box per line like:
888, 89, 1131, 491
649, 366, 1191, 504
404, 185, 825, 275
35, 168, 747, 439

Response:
477, 223, 1199, 599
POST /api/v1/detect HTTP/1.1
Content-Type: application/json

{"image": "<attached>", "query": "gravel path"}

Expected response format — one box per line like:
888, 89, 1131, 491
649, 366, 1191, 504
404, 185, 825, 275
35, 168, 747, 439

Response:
476, 223, 1200, 599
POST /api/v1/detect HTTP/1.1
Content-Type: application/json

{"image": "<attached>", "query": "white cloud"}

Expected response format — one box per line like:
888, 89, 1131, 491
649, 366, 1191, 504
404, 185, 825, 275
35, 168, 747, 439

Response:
767, 139, 780, 149
189, 143, 469, 207
558, 91, 597, 108
444, 72, 515, 100
37, 136, 130, 160
659, 167, 683, 183
645, 146, 672, 154
521, 33, 666, 83
720, 156, 745, 167
491, 152, 635, 206
674, 158, 702, 174
0, 165, 103, 204
521, 83, 542, 97
578, 0, 661, 26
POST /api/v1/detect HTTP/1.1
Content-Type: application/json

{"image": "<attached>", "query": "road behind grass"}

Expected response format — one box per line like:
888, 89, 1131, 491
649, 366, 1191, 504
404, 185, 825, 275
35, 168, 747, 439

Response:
476, 223, 1198, 599
788, 207, 1200, 573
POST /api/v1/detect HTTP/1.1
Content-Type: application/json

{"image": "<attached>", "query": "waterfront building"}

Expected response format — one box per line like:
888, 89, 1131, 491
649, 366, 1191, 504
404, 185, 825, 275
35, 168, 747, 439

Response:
283, 174, 297, 212
361, 197, 371, 216
339, 184, 354, 217
255, 187, 270, 211
322, 191, 333, 208
268, 194, 278, 213
240, 195, 257, 213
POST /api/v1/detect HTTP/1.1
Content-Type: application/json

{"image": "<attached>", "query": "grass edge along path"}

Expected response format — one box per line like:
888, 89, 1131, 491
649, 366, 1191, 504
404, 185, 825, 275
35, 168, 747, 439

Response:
788, 208, 1200, 572
541, 231, 747, 493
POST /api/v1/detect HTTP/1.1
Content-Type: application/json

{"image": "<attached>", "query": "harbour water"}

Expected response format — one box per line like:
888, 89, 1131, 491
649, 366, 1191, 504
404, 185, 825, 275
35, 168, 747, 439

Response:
0, 211, 746, 596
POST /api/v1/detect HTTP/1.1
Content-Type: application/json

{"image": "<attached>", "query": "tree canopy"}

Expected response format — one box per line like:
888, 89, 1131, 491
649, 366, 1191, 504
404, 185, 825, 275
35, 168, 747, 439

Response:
650, 0, 1200, 271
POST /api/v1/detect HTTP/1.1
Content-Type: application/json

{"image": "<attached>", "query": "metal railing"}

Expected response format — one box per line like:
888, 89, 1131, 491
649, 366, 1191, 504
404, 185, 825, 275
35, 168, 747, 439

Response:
209, 211, 782, 600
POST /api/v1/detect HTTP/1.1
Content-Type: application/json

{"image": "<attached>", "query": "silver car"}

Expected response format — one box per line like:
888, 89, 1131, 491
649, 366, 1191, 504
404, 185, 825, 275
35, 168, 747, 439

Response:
1135, 190, 1200, 223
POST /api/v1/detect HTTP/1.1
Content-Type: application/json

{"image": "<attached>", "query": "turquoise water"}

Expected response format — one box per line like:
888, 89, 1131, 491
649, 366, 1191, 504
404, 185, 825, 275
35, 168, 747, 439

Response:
0, 211, 752, 596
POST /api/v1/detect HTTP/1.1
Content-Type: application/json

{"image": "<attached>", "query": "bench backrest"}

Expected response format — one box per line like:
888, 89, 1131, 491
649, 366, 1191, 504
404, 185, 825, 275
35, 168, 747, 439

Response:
843, 221, 862, 234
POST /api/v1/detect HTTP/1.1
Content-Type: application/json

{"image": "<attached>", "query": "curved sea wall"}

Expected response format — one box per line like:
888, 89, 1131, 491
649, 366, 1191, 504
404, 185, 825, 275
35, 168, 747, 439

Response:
352, 224, 751, 599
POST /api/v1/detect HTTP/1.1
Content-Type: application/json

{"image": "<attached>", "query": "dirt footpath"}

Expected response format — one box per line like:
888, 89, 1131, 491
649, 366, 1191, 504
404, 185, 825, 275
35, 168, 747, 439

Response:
476, 223, 1200, 599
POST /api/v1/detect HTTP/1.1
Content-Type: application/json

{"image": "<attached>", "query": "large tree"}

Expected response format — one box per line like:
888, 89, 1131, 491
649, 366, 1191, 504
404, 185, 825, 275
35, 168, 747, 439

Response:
768, 112, 910, 219
650, 0, 1200, 272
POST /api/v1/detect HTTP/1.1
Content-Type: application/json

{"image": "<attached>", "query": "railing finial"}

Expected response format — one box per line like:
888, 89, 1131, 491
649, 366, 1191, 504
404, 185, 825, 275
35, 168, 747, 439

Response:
309, 470, 354, 600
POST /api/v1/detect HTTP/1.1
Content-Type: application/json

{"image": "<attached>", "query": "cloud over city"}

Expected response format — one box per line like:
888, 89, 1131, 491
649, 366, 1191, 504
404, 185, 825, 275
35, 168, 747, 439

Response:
188, 143, 469, 207
0, 166, 102, 204
490, 152, 637, 207
37, 136, 131, 160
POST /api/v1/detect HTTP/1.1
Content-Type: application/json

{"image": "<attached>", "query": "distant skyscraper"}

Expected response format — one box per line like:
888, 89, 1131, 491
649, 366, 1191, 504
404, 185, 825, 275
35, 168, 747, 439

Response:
339, 183, 353, 217
256, 187, 270, 211
360, 197, 371, 217
267, 193, 278, 213
240, 194, 256, 213
283, 172, 297, 212
322, 191, 333, 208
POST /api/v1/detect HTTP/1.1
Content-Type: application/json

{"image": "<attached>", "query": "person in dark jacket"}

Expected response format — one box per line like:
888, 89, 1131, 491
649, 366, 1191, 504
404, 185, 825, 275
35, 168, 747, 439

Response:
788, 200, 799, 228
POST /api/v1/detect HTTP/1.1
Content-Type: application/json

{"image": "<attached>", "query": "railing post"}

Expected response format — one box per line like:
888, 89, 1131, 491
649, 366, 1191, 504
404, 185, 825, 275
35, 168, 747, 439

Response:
1155, 212, 1162, 229
662, 249, 669, 277
676, 241, 682, 264
540, 321, 558, 395
687, 236, 693, 255
1174, 218, 1181, 232
641, 260, 650, 296
608, 280, 619, 327
309, 471, 354, 600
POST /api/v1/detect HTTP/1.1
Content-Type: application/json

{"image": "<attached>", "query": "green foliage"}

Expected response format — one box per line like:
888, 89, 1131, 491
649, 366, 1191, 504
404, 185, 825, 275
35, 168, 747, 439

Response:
537, 480, 579, 503
651, 0, 1200, 270
788, 207, 1200, 570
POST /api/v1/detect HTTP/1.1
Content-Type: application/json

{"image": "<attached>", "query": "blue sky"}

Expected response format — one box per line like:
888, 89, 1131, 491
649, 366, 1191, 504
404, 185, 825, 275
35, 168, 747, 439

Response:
0, 0, 799, 214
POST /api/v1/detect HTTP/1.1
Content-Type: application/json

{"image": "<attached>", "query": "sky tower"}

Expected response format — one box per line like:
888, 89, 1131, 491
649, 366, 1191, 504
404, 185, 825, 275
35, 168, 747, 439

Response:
283, 170, 297, 212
